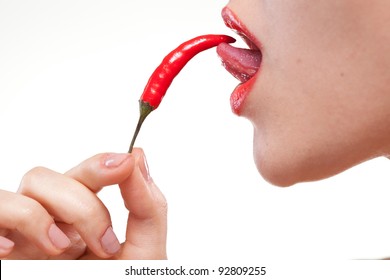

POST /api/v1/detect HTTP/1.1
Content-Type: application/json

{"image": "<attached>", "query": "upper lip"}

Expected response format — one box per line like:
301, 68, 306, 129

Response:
221, 7, 261, 52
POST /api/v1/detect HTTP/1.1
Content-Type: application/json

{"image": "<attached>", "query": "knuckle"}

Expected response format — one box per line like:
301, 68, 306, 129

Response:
81, 204, 99, 219
80, 202, 109, 223
19, 166, 50, 193
16, 199, 47, 231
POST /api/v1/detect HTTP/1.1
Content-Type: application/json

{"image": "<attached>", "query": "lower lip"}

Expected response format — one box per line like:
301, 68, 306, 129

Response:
230, 75, 258, 115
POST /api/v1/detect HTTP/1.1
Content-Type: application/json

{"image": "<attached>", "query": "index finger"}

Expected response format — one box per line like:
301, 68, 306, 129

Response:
65, 152, 136, 193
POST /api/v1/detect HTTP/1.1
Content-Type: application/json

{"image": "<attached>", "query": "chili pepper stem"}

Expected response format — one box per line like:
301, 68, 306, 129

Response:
128, 101, 154, 153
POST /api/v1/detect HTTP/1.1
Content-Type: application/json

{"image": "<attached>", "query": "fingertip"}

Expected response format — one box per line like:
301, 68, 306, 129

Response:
0, 236, 15, 258
137, 150, 152, 184
129, 147, 145, 159
127, 147, 152, 185
102, 153, 133, 169
48, 224, 71, 251
100, 226, 121, 256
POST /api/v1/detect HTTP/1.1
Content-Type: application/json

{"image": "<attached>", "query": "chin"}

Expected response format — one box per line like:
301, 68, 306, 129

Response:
253, 147, 301, 187
252, 130, 343, 187
251, 132, 298, 186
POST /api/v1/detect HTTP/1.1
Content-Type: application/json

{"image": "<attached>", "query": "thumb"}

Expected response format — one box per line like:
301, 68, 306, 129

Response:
118, 148, 167, 259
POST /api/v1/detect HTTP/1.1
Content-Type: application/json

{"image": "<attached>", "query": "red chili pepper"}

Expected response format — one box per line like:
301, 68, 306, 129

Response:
128, 34, 236, 153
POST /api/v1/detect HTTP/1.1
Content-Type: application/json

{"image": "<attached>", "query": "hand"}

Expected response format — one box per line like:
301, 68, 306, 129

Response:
0, 148, 167, 259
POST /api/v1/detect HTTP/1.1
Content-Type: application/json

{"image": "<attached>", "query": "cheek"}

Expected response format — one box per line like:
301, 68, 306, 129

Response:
237, 0, 390, 186
250, 101, 325, 187
248, 59, 389, 187
245, 44, 358, 186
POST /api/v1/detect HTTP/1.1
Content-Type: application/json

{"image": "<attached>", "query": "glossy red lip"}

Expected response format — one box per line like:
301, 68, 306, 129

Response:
217, 7, 262, 115
221, 7, 261, 51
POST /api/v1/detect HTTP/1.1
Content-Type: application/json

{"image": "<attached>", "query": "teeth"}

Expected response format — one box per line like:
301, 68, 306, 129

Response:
238, 32, 260, 51
217, 42, 261, 83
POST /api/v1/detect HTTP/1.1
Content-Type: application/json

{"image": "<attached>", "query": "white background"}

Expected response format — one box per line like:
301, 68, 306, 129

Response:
1, 0, 390, 262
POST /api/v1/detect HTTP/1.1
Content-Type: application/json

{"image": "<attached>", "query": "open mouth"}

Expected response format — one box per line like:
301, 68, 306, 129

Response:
217, 7, 262, 114
217, 7, 261, 83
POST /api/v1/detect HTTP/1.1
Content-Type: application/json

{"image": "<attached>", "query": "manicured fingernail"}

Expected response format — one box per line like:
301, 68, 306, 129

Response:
104, 153, 130, 168
48, 224, 71, 250
0, 236, 15, 250
139, 153, 151, 182
101, 226, 120, 255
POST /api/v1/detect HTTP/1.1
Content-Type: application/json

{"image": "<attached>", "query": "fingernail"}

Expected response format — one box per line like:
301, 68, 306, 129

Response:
100, 226, 120, 255
104, 153, 130, 168
139, 153, 151, 183
0, 236, 15, 250
48, 224, 71, 250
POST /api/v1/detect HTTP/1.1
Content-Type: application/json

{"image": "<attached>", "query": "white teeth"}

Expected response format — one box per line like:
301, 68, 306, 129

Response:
238, 32, 260, 51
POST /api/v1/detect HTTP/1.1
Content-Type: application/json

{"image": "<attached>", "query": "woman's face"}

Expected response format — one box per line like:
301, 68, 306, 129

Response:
221, 0, 390, 186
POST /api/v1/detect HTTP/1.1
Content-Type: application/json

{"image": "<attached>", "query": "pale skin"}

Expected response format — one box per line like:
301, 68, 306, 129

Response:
1, 0, 390, 259
227, 0, 390, 186
0, 149, 167, 259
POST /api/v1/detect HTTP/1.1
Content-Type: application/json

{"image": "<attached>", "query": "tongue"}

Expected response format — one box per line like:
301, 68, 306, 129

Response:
217, 42, 261, 83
